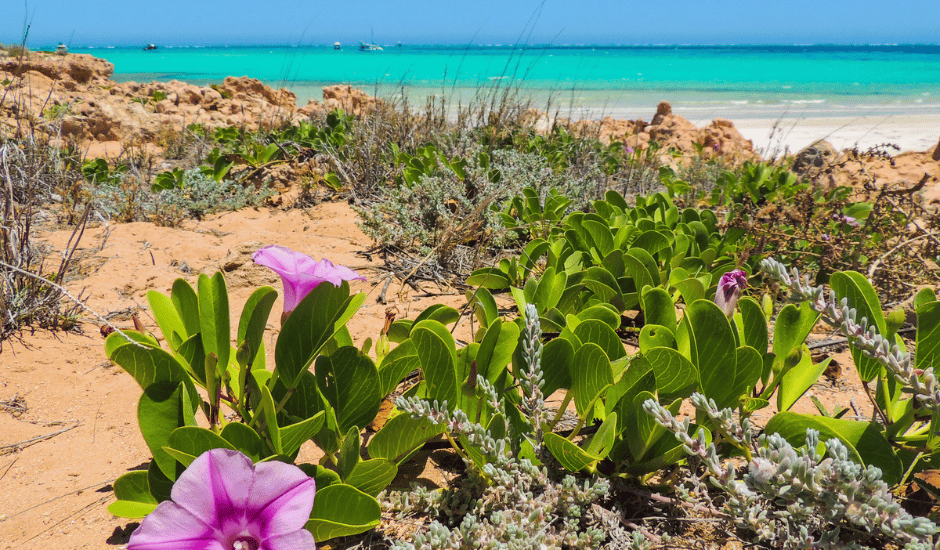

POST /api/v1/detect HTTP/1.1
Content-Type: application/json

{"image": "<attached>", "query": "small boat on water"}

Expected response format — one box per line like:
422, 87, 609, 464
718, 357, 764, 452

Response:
359, 41, 383, 51
333, 42, 342, 50
55, 43, 68, 55
144, 43, 158, 51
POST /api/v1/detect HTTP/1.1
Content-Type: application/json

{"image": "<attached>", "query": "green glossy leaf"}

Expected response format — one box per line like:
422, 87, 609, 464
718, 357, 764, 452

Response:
534, 267, 567, 313
148, 290, 186, 350
583, 219, 615, 256
413, 304, 461, 327
273, 370, 324, 422
377, 340, 420, 396
602, 249, 626, 279
176, 333, 206, 385
345, 458, 398, 497
147, 460, 173, 502
104, 330, 159, 357
916, 302, 940, 373
686, 300, 737, 408
626, 391, 668, 461
778, 345, 831, 412
110, 470, 158, 517
632, 230, 672, 255
337, 426, 361, 481
583, 266, 625, 311
575, 304, 621, 330
411, 322, 458, 407
280, 411, 326, 458
477, 319, 520, 384
113, 470, 156, 504
638, 325, 676, 353
540, 338, 574, 396
237, 286, 277, 365
573, 320, 626, 361
544, 432, 595, 472
642, 287, 677, 332
730, 346, 763, 406
765, 412, 902, 484
108, 500, 158, 519
570, 343, 614, 418
198, 272, 231, 373
467, 287, 499, 328
771, 302, 820, 380
673, 278, 705, 305
297, 464, 341, 491
258, 385, 282, 454
369, 413, 444, 464
171, 278, 201, 337
585, 412, 618, 459
107, 334, 199, 405
624, 248, 661, 290
220, 422, 263, 461
315, 347, 381, 434
275, 281, 364, 387
741, 397, 770, 413
736, 296, 768, 354
831, 271, 885, 382
306, 484, 381, 541
138, 382, 197, 480
166, 426, 235, 467
915, 289, 937, 310
642, 347, 698, 399
466, 267, 512, 290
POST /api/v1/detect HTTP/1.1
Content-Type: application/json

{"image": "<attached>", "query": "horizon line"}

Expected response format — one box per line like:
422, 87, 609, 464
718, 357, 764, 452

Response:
8, 41, 940, 49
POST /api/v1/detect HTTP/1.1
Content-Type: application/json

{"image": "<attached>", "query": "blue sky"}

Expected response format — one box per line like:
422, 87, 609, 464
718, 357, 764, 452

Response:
2, 0, 938, 46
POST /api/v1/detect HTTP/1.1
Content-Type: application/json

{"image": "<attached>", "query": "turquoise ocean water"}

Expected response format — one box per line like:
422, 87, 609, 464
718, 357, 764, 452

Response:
69, 45, 940, 123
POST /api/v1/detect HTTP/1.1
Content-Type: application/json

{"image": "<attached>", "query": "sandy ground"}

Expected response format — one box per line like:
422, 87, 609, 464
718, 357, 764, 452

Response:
0, 202, 482, 549
0, 197, 902, 549
733, 114, 940, 156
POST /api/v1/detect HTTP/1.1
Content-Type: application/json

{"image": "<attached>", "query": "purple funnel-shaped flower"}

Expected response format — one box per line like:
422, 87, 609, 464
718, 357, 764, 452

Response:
128, 448, 316, 550
715, 269, 748, 318
253, 245, 365, 316
834, 214, 861, 228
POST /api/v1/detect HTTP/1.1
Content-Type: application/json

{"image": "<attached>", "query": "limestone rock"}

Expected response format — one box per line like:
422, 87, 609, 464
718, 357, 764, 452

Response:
792, 140, 839, 175
651, 101, 672, 125
321, 84, 381, 116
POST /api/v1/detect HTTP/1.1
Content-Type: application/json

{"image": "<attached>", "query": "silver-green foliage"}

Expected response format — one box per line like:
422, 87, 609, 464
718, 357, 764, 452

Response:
355, 147, 600, 262
93, 168, 273, 224
644, 393, 939, 549
385, 304, 610, 549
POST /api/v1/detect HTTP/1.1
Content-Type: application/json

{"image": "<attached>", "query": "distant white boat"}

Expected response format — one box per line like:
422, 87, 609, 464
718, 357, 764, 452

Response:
333, 42, 342, 50
359, 41, 383, 51
144, 43, 158, 51
55, 43, 68, 55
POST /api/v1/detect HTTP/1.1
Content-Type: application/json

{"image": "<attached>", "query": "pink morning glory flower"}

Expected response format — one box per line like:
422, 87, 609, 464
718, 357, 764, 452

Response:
253, 245, 365, 319
128, 448, 316, 550
715, 269, 748, 318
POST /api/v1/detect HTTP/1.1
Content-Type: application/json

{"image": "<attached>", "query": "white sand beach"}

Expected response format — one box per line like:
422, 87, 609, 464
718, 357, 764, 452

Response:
732, 114, 940, 155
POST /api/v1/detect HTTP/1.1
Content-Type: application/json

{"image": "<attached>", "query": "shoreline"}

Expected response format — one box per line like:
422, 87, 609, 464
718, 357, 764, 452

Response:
115, 78, 938, 154
3, 50, 938, 156
733, 114, 940, 156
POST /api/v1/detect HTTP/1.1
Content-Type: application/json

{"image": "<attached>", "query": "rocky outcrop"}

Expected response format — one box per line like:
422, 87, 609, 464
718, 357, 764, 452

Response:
321, 85, 382, 116
0, 51, 381, 152
553, 101, 758, 164
0, 53, 113, 85
792, 140, 840, 177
